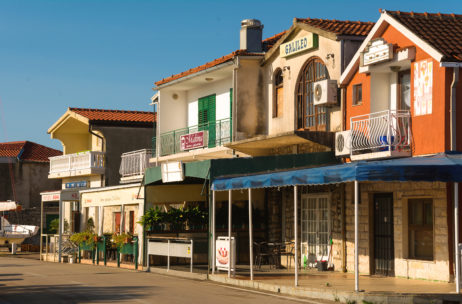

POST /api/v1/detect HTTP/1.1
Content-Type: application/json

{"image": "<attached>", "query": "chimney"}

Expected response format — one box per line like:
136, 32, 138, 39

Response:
240, 19, 263, 52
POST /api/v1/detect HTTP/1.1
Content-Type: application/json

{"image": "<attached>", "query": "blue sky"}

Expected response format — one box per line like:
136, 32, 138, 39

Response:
0, 0, 460, 150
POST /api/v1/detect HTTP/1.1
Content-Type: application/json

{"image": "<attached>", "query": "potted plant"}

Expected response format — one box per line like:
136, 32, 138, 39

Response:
139, 206, 165, 233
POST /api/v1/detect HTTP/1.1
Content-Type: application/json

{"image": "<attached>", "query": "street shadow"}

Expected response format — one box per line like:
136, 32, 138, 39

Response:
0, 278, 23, 282
0, 264, 25, 267
0, 273, 22, 276
0, 283, 153, 304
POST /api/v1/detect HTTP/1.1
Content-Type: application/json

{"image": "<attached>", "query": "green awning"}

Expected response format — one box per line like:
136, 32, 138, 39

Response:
145, 160, 211, 185
145, 151, 337, 186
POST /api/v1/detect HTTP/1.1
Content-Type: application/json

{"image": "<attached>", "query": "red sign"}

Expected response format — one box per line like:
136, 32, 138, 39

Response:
180, 131, 205, 150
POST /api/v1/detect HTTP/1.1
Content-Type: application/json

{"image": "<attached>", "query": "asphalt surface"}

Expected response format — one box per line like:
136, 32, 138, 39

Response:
0, 254, 333, 304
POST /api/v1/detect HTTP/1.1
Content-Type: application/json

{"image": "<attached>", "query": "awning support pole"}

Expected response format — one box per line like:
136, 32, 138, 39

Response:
212, 190, 216, 275
354, 180, 359, 292
294, 185, 298, 287
228, 189, 232, 278
40, 200, 44, 261
455, 182, 460, 293
58, 198, 63, 263
248, 188, 254, 281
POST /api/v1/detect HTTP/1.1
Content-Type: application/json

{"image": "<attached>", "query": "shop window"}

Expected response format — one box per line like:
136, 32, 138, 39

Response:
273, 69, 283, 117
408, 199, 433, 260
353, 84, 362, 106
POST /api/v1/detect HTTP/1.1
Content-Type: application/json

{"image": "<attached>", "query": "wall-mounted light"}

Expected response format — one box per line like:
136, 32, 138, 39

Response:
282, 66, 290, 71
172, 93, 179, 100
205, 77, 214, 82
326, 53, 335, 60
389, 66, 401, 72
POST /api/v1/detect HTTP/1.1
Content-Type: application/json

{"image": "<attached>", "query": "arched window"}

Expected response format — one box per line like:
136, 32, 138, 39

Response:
273, 69, 283, 118
296, 57, 329, 130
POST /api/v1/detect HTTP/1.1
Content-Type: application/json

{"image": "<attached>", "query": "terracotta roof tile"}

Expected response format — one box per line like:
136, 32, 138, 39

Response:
0, 141, 62, 162
263, 31, 287, 51
70, 108, 156, 125
384, 10, 462, 62
295, 18, 375, 36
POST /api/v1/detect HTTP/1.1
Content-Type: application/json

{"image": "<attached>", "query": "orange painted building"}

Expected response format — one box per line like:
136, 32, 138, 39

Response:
341, 10, 462, 158
336, 10, 462, 283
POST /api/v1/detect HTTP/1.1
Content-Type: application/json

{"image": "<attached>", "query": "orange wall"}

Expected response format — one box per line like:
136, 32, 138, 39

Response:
345, 24, 450, 156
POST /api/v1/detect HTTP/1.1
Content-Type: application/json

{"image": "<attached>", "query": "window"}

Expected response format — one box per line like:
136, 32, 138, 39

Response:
273, 69, 283, 117
353, 84, 362, 106
296, 57, 329, 130
129, 211, 135, 234
408, 199, 433, 260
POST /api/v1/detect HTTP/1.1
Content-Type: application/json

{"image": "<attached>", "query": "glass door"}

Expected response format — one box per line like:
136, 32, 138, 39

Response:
301, 194, 330, 268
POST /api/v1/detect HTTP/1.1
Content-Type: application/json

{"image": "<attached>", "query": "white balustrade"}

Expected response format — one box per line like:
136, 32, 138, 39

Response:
350, 110, 411, 154
119, 149, 153, 178
49, 151, 105, 175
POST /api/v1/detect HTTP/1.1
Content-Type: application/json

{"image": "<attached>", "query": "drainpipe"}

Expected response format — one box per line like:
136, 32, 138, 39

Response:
89, 125, 106, 186
444, 61, 462, 293
232, 57, 240, 142
451, 67, 460, 293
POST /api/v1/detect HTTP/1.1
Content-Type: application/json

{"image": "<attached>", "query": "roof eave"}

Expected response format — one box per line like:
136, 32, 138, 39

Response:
154, 59, 237, 90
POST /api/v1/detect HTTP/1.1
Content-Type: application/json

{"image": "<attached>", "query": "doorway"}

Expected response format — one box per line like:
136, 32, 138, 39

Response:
373, 193, 394, 276
301, 194, 330, 267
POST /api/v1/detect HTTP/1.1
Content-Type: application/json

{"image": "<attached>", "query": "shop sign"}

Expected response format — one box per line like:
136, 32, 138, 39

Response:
413, 59, 433, 116
161, 161, 184, 183
60, 190, 79, 201
65, 181, 87, 189
361, 38, 393, 66
180, 131, 205, 151
280, 33, 318, 58
41, 193, 60, 202
216, 237, 235, 271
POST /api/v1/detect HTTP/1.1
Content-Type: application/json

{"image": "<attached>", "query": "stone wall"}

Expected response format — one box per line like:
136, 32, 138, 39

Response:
343, 181, 450, 281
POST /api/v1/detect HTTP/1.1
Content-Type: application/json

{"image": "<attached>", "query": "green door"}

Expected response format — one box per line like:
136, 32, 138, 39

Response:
198, 94, 216, 148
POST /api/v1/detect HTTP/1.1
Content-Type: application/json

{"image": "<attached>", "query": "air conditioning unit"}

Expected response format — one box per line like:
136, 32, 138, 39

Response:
313, 79, 338, 106
335, 130, 351, 157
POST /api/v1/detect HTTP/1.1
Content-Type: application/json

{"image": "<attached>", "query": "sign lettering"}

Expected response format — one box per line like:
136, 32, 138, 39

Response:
280, 34, 318, 58
180, 131, 205, 151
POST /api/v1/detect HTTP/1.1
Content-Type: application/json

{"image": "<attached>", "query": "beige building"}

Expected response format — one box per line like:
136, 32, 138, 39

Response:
46, 108, 154, 236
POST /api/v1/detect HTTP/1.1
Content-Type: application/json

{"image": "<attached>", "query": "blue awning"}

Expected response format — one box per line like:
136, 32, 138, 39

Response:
212, 152, 462, 191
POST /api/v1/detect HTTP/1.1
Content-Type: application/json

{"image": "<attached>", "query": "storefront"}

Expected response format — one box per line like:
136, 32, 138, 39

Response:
212, 153, 462, 293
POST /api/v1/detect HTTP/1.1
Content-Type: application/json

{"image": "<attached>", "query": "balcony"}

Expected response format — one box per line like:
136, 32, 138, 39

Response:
48, 151, 105, 179
350, 110, 411, 161
152, 118, 231, 158
119, 149, 153, 183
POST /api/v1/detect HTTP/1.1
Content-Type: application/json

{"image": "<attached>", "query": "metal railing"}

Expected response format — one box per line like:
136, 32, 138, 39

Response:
350, 110, 411, 153
152, 118, 231, 157
49, 151, 105, 175
119, 149, 153, 178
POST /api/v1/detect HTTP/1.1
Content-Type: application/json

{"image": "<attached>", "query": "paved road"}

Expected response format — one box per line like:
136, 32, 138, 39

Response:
0, 255, 331, 304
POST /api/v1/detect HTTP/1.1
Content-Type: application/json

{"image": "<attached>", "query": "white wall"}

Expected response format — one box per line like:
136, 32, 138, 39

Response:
216, 91, 231, 121
158, 90, 188, 134
370, 72, 390, 113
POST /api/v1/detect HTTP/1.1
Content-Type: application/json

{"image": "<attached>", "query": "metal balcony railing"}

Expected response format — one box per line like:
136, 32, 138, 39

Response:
119, 149, 153, 178
350, 110, 411, 154
49, 151, 105, 175
152, 118, 231, 157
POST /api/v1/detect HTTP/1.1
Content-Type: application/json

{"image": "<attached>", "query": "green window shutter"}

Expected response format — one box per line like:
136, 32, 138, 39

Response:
198, 94, 216, 148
